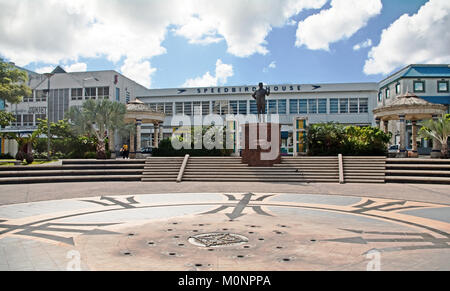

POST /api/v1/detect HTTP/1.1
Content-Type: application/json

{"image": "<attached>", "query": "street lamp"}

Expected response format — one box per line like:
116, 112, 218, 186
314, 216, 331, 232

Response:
43, 73, 54, 161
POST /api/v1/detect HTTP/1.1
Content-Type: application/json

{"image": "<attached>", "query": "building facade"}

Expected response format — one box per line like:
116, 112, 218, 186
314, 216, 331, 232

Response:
1, 63, 449, 156
376, 64, 450, 154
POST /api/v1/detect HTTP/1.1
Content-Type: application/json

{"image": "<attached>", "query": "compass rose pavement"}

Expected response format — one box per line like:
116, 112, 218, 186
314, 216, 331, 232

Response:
0, 191, 449, 271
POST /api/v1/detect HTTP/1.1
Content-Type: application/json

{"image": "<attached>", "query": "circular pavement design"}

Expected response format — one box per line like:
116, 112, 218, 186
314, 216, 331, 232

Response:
0, 192, 449, 271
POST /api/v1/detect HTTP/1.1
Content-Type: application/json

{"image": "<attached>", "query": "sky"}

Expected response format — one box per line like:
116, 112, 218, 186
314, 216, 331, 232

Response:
0, 0, 449, 89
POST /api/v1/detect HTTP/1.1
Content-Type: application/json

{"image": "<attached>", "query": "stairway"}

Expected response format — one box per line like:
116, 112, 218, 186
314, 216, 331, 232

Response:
141, 157, 184, 182
0, 159, 145, 184
343, 156, 386, 183
385, 158, 450, 184
180, 156, 340, 182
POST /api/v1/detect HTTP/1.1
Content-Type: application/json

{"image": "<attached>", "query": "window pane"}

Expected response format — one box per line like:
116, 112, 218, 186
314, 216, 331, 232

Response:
359, 98, 368, 113
230, 101, 238, 114
289, 99, 298, 114
250, 100, 257, 114
299, 99, 307, 114
239, 100, 247, 115
268, 100, 277, 114
339, 99, 348, 113
385, 88, 390, 99
184, 102, 192, 116
318, 99, 327, 114
220, 100, 229, 115
330, 99, 339, 114
378, 92, 382, 102
414, 81, 424, 92
165, 103, 173, 116
438, 81, 448, 92
308, 99, 317, 114
278, 99, 286, 115
202, 101, 210, 115
350, 98, 359, 113
396, 83, 401, 94
175, 102, 183, 115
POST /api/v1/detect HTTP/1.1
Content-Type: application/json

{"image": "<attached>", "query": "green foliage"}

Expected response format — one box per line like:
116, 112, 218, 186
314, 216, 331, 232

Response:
419, 114, 450, 158
308, 122, 392, 156
0, 59, 32, 104
0, 111, 15, 128
66, 99, 129, 159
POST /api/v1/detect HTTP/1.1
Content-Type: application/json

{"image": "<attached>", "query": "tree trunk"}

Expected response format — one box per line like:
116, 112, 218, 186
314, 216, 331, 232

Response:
441, 142, 448, 159
96, 139, 107, 160
108, 130, 116, 159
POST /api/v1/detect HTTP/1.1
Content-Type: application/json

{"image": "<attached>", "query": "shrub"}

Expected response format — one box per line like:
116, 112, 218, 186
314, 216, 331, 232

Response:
152, 138, 233, 157
25, 153, 34, 164
84, 152, 97, 159
308, 123, 391, 156
0, 153, 14, 159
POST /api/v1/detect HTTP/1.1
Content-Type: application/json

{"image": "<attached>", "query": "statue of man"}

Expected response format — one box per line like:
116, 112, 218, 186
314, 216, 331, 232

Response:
252, 82, 270, 122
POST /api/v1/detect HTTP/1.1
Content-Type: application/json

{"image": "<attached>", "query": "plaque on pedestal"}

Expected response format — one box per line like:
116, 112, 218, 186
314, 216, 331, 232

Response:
241, 123, 281, 167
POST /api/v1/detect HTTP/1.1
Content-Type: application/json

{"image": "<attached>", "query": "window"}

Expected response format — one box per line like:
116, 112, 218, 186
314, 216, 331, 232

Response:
230, 101, 238, 114
116, 88, 120, 102
299, 99, 307, 114
23, 91, 33, 102
175, 102, 183, 115
35, 114, 46, 125
13, 115, 22, 127
413, 81, 425, 93
156, 103, 165, 113
192, 101, 201, 115
35, 90, 46, 102
385, 88, 390, 99
184, 102, 192, 116
318, 99, 327, 114
395, 83, 401, 94
84, 87, 97, 99
220, 100, 229, 115
278, 99, 286, 115
308, 99, 317, 114
250, 100, 257, 114
202, 101, 210, 115
239, 100, 247, 115
330, 99, 339, 114
165, 103, 173, 116
71, 88, 83, 100
212, 101, 221, 115
378, 92, 382, 102
359, 98, 368, 113
339, 98, 348, 114
349, 98, 359, 113
98, 87, 109, 99
289, 99, 298, 114
149, 103, 157, 111
23, 114, 34, 126
268, 100, 277, 114
437, 80, 449, 93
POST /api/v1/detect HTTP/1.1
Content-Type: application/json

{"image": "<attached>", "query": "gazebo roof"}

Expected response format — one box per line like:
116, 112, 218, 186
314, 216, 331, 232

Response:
373, 92, 447, 121
124, 99, 165, 123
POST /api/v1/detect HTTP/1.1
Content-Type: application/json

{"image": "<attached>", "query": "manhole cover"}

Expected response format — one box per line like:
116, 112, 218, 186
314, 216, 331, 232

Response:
188, 233, 248, 248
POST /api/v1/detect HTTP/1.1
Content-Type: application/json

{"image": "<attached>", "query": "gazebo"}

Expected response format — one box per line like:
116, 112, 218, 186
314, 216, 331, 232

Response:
124, 99, 165, 158
373, 92, 447, 158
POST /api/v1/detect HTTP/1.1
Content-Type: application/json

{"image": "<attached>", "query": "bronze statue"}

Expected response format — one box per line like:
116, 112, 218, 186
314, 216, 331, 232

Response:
252, 82, 270, 122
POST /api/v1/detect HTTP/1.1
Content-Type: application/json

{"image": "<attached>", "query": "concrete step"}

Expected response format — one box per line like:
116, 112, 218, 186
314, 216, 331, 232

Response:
386, 164, 450, 169
182, 177, 338, 182
0, 164, 145, 171
386, 170, 450, 176
385, 176, 450, 183
0, 175, 142, 184
62, 159, 145, 165
0, 169, 143, 177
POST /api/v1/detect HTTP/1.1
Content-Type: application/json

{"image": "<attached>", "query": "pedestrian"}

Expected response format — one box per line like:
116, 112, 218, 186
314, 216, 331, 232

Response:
121, 144, 129, 159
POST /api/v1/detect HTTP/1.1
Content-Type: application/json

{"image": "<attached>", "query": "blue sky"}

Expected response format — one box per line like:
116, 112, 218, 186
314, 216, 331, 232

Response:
0, 0, 448, 89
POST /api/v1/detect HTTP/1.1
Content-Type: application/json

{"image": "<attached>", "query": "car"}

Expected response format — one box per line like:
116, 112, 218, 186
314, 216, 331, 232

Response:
141, 147, 153, 154
388, 145, 399, 153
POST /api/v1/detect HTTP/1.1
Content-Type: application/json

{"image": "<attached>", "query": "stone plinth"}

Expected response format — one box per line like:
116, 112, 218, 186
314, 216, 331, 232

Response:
241, 123, 281, 167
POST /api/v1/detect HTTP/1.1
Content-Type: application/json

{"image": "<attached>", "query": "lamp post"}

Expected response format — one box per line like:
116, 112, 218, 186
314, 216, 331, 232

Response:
43, 73, 54, 161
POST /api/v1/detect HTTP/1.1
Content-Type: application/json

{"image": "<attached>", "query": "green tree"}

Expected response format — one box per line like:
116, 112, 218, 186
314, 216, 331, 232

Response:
66, 99, 128, 159
419, 115, 450, 158
0, 59, 32, 104
0, 111, 15, 128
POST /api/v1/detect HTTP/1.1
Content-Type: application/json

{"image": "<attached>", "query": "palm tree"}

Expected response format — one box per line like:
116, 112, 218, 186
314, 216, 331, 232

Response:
67, 99, 128, 159
419, 115, 450, 158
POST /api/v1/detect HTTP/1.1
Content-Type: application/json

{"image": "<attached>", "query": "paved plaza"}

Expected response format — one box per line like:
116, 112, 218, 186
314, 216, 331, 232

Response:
0, 182, 449, 271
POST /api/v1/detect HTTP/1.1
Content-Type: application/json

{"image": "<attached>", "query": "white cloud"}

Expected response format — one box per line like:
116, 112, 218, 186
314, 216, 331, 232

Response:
34, 66, 56, 74
263, 61, 277, 73
296, 0, 382, 51
364, 0, 450, 75
353, 39, 372, 51
0, 0, 327, 87
183, 59, 233, 87
120, 59, 157, 88
64, 62, 87, 72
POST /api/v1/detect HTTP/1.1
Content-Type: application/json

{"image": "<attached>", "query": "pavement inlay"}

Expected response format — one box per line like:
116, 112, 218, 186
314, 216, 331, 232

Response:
0, 192, 449, 271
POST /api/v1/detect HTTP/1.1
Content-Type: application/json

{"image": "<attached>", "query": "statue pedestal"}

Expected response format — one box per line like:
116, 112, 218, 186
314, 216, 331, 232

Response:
241, 123, 281, 167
